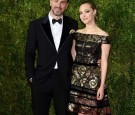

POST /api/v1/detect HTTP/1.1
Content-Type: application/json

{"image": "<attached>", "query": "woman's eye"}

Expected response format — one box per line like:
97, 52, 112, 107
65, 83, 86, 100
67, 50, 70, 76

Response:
85, 10, 90, 13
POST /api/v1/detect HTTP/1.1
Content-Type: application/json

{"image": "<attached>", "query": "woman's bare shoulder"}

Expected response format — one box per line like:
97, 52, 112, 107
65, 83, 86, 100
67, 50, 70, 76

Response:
97, 28, 109, 36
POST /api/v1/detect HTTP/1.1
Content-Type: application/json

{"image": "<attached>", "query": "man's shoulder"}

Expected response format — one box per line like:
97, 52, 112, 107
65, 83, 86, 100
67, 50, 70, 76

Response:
63, 16, 78, 30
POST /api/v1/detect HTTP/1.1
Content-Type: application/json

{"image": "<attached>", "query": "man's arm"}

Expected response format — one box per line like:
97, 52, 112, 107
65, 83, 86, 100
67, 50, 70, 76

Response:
25, 21, 37, 83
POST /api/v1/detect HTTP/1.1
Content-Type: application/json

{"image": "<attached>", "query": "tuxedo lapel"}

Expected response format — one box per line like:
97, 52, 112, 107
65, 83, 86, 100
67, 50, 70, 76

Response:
41, 16, 55, 48
58, 16, 70, 51
40, 16, 71, 51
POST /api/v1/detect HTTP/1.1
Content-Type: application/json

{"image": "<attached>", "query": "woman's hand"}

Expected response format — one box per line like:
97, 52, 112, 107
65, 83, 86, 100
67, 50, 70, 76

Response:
97, 86, 104, 100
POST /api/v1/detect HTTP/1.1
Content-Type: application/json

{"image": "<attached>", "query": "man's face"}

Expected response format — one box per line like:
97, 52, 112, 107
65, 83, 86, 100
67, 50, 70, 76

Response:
50, 0, 68, 17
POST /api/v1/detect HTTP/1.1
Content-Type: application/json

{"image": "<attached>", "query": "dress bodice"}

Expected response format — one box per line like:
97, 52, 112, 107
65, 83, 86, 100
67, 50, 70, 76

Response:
73, 32, 110, 64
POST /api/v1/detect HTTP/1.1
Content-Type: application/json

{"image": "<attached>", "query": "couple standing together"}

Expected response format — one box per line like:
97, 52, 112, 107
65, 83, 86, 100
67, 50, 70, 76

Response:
25, 0, 111, 115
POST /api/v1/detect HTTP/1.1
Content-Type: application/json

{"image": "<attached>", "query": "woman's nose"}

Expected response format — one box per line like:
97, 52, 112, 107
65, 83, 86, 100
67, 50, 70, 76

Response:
82, 13, 86, 17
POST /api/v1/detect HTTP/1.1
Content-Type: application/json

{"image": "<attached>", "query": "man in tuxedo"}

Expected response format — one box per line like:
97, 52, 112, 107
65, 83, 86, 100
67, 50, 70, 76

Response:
25, 0, 78, 115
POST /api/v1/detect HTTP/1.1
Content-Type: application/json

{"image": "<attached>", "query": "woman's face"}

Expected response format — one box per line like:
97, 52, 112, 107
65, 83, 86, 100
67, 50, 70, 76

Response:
79, 3, 96, 24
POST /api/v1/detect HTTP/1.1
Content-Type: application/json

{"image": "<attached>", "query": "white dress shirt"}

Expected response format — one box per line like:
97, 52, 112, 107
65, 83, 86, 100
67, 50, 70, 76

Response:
48, 13, 63, 69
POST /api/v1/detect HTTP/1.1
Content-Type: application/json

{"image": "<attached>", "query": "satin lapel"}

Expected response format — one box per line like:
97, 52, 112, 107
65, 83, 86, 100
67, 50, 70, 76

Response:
58, 16, 70, 51
41, 16, 55, 48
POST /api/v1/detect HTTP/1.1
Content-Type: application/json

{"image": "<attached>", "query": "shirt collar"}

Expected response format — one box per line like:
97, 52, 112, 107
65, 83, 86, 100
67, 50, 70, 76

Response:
48, 12, 63, 25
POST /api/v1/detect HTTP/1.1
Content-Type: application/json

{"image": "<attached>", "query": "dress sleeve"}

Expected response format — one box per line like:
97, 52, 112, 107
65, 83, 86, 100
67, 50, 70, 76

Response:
72, 33, 77, 40
101, 36, 110, 44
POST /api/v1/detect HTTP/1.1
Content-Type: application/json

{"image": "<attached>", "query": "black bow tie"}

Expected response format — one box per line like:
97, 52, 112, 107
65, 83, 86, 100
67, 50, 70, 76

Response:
52, 18, 62, 24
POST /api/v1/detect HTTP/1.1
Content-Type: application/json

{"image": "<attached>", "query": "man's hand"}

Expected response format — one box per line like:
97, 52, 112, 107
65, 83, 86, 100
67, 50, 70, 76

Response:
29, 78, 32, 83
97, 59, 101, 67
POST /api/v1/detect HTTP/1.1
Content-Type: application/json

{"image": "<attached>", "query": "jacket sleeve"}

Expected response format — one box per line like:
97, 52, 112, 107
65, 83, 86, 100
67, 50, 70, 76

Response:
25, 21, 37, 81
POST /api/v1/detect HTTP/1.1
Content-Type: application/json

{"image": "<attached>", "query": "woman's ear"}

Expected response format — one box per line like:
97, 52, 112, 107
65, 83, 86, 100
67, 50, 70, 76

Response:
94, 9, 98, 20
94, 9, 97, 16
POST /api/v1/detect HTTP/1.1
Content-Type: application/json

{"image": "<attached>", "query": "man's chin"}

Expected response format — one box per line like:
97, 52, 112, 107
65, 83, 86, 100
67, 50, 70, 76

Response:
54, 11, 63, 16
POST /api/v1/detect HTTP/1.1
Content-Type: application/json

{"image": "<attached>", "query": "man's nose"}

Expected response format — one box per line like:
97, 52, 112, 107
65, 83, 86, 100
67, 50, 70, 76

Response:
55, 2, 60, 7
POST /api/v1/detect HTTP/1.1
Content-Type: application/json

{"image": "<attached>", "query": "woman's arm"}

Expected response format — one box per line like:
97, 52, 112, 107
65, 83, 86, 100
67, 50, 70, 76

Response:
97, 43, 110, 100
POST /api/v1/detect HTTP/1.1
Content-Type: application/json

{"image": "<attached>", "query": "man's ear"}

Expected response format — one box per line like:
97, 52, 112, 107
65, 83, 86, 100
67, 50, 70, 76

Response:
50, 0, 52, 6
66, 3, 69, 9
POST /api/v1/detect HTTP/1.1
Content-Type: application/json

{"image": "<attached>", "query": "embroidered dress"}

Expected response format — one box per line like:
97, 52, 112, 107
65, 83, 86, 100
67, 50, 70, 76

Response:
68, 33, 111, 114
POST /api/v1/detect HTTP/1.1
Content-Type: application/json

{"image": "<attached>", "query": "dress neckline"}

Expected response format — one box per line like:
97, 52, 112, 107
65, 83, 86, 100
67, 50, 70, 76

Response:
75, 32, 109, 37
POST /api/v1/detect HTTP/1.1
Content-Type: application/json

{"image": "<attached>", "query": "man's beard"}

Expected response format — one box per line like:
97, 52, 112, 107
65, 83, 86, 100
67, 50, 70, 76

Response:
52, 9, 64, 16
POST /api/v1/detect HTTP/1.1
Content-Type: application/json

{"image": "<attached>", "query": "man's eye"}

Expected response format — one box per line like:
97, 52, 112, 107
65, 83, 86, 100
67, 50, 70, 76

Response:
79, 12, 82, 15
61, 1, 66, 4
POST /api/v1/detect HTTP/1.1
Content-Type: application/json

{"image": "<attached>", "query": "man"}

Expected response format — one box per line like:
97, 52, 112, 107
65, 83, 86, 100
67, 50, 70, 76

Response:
25, 0, 78, 115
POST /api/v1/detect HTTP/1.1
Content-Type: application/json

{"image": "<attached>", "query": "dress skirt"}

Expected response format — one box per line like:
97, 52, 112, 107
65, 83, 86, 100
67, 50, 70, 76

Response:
68, 62, 111, 114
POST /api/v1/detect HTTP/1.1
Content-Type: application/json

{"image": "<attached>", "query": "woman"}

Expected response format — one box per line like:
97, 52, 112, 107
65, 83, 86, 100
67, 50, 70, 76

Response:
68, 1, 111, 115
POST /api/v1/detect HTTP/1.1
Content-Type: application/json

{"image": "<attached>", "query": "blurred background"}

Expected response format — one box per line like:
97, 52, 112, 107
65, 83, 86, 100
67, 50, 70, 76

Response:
0, 0, 135, 114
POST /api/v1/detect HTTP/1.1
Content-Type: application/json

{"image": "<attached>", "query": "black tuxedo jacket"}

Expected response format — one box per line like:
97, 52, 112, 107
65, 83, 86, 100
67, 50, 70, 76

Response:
25, 15, 78, 91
